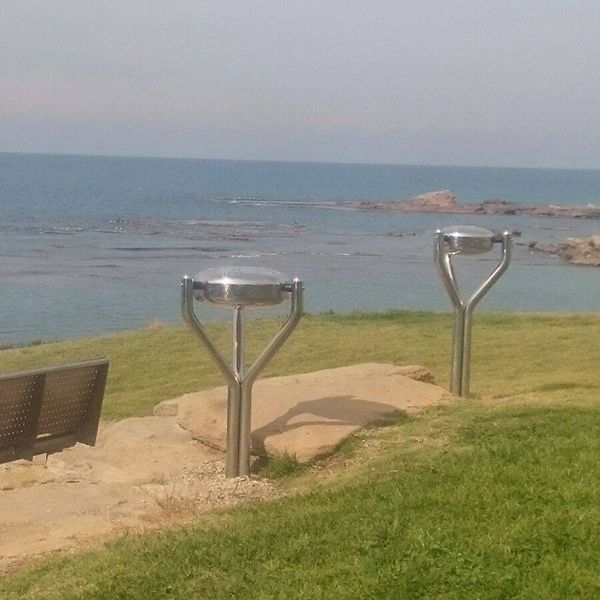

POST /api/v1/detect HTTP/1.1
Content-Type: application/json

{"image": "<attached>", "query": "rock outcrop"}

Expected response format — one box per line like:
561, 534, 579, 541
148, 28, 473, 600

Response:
529, 235, 600, 266
410, 189, 457, 208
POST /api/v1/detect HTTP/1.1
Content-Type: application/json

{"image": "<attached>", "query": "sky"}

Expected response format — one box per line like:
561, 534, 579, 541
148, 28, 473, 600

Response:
2, 1, 600, 168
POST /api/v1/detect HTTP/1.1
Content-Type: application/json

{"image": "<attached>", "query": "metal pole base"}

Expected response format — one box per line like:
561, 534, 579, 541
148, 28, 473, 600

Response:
225, 383, 241, 478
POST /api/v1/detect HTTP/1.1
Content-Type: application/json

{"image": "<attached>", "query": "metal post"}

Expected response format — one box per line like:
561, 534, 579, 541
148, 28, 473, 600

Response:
181, 277, 235, 384
237, 280, 303, 476
233, 306, 244, 379
447, 254, 464, 395
226, 305, 244, 478
459, 232, 511, 396
451, 306, 465, 395
435, 229, 512, 397
237, 383, 253, 476
225, 384, 241, 477
182, 273, 303, 478
435, 231, 465, 395
181, 276, 240, 477
460, 307, 473, 397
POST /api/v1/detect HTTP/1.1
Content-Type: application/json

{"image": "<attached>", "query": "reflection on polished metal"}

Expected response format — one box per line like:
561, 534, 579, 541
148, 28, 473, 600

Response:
434, 226, 511, 397
181, 266, 303, 478
192, 266, 290, 307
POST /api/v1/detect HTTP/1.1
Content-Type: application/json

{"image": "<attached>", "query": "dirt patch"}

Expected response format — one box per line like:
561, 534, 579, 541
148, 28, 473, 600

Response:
0, 418, 277, 572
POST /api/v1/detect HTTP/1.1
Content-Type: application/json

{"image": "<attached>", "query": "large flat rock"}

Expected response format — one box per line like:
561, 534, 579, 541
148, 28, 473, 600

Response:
158, 363, 449, 462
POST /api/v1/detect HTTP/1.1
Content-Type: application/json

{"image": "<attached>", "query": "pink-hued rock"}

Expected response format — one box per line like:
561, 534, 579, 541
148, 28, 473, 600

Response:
410, 189, 457, 208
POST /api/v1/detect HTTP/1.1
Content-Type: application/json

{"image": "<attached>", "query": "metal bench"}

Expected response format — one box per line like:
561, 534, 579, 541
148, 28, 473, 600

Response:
0, 357, 109, 464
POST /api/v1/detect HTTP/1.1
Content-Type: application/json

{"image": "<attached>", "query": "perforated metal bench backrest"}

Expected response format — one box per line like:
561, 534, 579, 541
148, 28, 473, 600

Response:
0, 358, 109, 464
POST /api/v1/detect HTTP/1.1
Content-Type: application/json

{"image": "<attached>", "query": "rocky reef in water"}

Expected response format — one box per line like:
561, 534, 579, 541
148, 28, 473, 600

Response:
353, 189, 600, 219
529, 235, 600, 267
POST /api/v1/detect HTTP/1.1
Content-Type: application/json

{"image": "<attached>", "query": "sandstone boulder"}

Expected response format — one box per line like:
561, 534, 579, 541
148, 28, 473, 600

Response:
160, 363, 448, 463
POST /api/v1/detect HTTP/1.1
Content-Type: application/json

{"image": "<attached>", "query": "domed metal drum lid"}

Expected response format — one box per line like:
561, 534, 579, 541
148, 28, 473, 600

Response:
442, 225, 496, 255
193, 266, 291, 307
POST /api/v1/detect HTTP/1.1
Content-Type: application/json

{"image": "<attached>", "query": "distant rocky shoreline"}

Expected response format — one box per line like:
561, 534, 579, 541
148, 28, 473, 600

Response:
350, 189, 600, 219
351, 189, 600, 267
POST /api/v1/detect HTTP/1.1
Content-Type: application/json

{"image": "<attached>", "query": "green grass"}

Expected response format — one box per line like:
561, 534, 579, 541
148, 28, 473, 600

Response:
3, 400, 600, 598
1, 311, 599, 597
259, 452, 306, 479
1, 311, 598, 419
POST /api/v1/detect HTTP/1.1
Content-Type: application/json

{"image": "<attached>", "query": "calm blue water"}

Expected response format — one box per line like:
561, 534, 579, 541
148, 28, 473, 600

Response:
1, 152, 598, 345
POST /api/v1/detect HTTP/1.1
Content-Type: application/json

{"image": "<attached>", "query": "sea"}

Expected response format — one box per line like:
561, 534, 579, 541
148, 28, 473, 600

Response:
1, 152, 599, 345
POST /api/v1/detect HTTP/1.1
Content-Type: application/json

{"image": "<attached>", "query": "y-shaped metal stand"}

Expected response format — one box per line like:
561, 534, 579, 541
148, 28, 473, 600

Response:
181, 277, 303, 477
434, 231, 511, 397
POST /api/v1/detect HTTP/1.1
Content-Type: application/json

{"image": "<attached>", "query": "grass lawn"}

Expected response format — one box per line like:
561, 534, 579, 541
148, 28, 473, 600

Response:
0, 311, 599, 598
0, 310, 598, 420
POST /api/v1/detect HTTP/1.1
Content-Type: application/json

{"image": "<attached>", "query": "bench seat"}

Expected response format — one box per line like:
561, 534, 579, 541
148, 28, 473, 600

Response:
0, 358, 109, 464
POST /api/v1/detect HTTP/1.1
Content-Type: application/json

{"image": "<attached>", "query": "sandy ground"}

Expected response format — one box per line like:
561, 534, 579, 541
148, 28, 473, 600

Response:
0, 363, 448, 572
0, 419, 277, 572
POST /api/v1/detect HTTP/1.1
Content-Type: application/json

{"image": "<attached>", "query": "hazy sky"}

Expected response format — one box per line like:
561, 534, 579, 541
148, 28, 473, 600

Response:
2, 1, 600, 168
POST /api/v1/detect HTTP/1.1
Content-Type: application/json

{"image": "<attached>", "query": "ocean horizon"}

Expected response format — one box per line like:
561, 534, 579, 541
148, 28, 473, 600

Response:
7, 150, 600, 174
